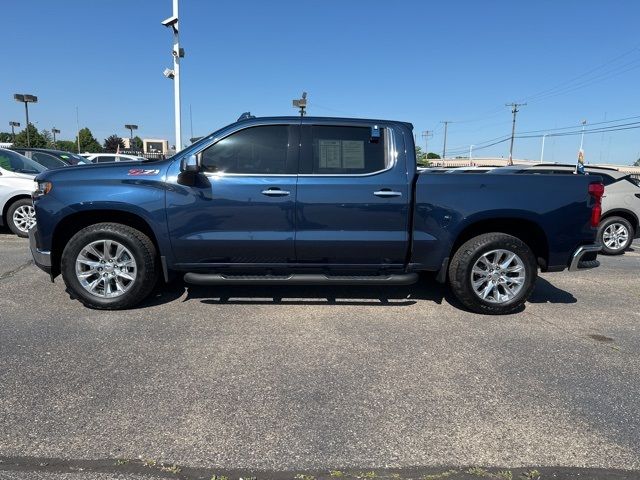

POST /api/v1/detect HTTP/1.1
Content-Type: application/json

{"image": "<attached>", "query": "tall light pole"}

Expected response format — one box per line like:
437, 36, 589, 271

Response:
540, 134, 547, 162
124, 124, 138, 148
9, 121, 20, 142
469, 144, 474, 164
14, 94, 38, 147
52, 127, 60, 147
579, 119, 587, 160
441, 121, 451, 159
506, 102, 526, 166
162, 0, 184, 152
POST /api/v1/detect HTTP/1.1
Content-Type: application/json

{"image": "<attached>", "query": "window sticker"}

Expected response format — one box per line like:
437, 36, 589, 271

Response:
341, 140, 364, 169
319, 140, 341, 168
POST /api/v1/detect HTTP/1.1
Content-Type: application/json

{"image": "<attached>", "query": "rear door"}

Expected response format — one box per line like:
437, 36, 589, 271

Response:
295, 122, 410, 267
166, 123, 300, 266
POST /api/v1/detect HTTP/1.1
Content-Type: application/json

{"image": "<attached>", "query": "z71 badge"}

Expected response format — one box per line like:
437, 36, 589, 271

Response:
128, 168, 160, 176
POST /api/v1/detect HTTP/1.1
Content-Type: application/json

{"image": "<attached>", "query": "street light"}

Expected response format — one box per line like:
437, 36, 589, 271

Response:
124, 124, 138, 148
162, 0, 184, 152
52, 127, 60, 147
14, 94, 38, 147
9, 121, 20, 142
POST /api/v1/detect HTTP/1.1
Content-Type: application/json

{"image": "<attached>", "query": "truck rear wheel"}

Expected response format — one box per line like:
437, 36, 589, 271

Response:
60, 223, 158, 310
448, 233, 537, 315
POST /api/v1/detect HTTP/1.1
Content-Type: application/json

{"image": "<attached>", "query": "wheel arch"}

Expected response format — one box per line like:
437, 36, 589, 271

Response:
50, 210, 161, 278
2, 194, 32, 227
601, 209, 638, 232
450, 217, 549, 270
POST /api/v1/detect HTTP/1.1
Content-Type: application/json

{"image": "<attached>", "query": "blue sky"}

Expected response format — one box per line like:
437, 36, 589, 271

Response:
2, 0, 640, 164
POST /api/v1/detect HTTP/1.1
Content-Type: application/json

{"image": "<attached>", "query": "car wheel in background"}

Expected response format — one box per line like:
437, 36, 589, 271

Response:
598, 216, 634, 255
448, 233, 538, 315
61, 223, 158, 309
6, 198, 36, 237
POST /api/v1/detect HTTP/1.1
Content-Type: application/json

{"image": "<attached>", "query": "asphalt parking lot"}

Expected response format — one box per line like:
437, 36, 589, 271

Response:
1, 229, 639, 480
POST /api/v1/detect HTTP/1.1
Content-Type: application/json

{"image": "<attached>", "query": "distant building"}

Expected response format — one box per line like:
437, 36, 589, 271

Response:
143, 138, 169, 155
121, 137, 170, 155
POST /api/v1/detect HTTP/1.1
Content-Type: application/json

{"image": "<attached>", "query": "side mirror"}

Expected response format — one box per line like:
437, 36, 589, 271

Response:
180, 154, 200, 173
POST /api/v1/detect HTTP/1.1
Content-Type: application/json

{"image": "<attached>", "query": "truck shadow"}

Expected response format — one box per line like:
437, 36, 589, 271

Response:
528, 277, 577, 305
141, 274, 577, 311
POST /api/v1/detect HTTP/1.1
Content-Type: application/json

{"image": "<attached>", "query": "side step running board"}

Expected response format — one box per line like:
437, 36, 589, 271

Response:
184, 272, 419, 286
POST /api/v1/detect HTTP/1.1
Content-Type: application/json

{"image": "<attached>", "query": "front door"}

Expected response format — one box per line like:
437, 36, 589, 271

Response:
166, 124, 299, 267
295, 123, 410, 267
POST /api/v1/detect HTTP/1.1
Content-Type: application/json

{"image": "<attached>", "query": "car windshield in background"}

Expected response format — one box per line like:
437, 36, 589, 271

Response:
0, 149, 47, 174
59, 152, 90, 164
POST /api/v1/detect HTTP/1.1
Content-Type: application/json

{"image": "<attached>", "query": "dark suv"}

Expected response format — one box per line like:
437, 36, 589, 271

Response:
11, 148, 90, 169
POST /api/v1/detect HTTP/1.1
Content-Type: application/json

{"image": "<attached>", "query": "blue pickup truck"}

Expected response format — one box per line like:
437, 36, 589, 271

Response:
29, 116, 603, 314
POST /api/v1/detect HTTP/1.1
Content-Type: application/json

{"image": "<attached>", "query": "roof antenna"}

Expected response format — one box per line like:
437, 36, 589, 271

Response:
292, 92, 307, 117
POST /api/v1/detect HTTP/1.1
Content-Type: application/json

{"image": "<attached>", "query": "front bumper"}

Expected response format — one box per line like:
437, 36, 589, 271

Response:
29, 225, 52, 275
568, 243, 601, 272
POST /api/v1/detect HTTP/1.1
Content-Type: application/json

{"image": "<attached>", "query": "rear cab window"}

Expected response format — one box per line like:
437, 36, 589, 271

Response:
300, 125, 390, 175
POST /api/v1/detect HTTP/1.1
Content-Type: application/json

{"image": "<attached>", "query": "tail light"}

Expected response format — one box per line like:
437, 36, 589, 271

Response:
588, 182, 604, 228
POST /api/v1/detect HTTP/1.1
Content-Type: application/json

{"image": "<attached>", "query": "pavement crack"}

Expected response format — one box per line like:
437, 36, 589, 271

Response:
0, 260, 33, 281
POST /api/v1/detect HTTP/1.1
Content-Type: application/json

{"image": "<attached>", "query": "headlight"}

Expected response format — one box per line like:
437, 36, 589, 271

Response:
33, 181, 53, 198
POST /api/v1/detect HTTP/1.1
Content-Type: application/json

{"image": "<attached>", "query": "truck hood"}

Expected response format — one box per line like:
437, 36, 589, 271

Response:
35, 159, 170, 183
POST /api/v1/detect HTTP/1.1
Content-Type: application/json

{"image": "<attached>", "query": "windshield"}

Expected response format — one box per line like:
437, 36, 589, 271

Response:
0, 149, 47, 174
58, 152, 90, 164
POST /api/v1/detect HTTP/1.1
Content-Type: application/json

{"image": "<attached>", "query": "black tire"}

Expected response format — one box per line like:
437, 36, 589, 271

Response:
598, 216, 634, 255
6, 198, 34, 238
448, 233, 538, 315
61, 223, 158, 309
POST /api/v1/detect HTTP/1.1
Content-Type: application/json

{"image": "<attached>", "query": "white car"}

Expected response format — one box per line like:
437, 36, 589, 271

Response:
0, 148, 46, 237
82, 153, 146, 164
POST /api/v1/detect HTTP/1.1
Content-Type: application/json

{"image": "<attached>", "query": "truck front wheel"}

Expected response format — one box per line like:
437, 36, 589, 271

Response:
448, 233, 537, 315
61, 223, 158, 310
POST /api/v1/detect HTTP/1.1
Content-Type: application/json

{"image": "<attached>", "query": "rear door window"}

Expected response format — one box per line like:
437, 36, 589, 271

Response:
301, 125, 387, 174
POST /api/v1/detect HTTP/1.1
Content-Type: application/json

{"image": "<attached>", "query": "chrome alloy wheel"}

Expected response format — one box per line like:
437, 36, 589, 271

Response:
12, 205, 36, 233
471, 249, 526, 304
602, 223, 629, 251
75, 240, 137, 298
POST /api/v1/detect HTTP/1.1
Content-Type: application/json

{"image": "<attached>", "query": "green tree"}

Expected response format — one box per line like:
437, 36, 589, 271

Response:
41, 129, 56, 148
76, 128, 102, 153
427, 152, 441, 159
12, 123, 48, 148
131, 136, 143, 151
0, 132, 12, 143
56, 140, 78, 152
634, 158, 640, 167
415, 145, 429, 166
103, 134, 125, 153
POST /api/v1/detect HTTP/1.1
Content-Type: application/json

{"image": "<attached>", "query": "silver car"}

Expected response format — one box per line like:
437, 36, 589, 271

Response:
0, 148, 46, 237
513, 164, 640, 254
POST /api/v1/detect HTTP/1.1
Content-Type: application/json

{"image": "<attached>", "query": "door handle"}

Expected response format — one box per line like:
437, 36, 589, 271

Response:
261, 188, 291, 196
374, 190, 402, 197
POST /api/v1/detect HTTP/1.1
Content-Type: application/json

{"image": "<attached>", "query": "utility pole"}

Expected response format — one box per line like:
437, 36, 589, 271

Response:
421, 130, 433, 156
540, 134, 547, 162
441, 121, 451, 159
469, 144, 474, 164
506, 103, 526, 165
